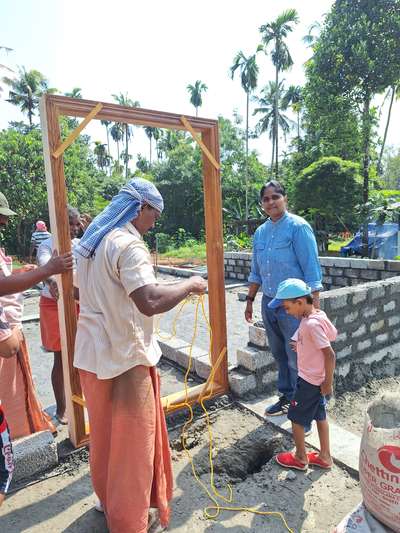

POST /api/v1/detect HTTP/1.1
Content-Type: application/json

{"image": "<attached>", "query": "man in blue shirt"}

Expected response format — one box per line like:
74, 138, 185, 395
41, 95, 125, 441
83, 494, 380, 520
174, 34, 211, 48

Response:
245, 180, 322, 416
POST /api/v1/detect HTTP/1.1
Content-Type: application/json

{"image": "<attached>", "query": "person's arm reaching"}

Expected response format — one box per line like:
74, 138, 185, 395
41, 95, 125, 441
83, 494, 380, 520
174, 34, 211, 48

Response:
0, 251, 73, 297
320, 345, 336, 396
131, 275, 207, 317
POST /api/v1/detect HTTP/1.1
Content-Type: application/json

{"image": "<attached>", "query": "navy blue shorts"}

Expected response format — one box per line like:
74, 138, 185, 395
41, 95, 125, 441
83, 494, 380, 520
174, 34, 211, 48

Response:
0, 406, 14, 494
287, 377, 327, 427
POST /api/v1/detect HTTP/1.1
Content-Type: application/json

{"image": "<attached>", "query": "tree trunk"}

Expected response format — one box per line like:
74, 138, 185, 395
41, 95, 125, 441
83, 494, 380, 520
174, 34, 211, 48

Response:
125, 124, 129, 178
378, 85, 395, 174
106, 127, 111, 176
297, 111, 300, 140
245, 91, 249, 222
149, 137, 152, 166
361, 93, 371, 257
274, 62, 279, 178
270, 124, 275, 173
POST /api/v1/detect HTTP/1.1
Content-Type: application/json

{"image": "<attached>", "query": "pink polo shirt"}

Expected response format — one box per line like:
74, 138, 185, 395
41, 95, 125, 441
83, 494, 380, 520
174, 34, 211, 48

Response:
292, 310, 337, 386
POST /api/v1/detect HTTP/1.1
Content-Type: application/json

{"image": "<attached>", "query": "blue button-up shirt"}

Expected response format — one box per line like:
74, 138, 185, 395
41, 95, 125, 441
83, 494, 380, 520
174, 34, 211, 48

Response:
248, 212, 323, 297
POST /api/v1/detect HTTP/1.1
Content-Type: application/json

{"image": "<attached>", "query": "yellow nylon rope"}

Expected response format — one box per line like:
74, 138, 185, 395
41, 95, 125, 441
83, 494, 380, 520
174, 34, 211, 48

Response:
156, 294, 294, 532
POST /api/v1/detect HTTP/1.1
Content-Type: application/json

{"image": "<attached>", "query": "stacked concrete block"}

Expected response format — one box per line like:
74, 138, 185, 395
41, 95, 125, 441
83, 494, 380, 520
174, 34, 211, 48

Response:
224, 252, 400, 290
12, 431, 58, 484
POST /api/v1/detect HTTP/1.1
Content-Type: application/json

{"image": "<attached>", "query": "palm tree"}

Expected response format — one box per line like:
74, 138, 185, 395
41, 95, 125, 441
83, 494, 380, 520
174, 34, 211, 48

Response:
64, 87, 82, 98
302, 21, 321, 48
378, 83, 400, 173
101, 120, 112, 158
253, 81, 292, 170
260, 9, 299, 177
282, 84, 302, 139
230, 51, 259, 220
112, 93, 140, 178
3, 67, 57, 126
110, 122, 124, 166
94, 141, 111, 171
186, 80, 208, 117
144, 127, 160, 166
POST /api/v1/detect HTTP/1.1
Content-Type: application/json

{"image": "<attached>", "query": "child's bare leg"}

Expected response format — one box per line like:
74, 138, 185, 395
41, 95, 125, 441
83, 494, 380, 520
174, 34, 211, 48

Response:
292, 422, 308, 463
316, 419, 332, 464
0, 492, 5, 507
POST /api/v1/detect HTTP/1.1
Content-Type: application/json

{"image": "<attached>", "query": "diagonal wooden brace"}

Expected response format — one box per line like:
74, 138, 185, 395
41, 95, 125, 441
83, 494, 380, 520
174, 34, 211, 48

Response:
53, 102, 103, 158
180, 115, 220, 171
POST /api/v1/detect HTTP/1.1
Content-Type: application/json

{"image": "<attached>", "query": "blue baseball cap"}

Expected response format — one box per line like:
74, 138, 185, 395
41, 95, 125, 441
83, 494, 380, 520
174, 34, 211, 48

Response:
268, 278, 311, 309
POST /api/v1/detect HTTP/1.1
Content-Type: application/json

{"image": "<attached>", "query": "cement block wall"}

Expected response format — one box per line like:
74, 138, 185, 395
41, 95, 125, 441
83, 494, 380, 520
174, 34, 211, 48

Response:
224, 252, 400, 289
230, 277, 400, 398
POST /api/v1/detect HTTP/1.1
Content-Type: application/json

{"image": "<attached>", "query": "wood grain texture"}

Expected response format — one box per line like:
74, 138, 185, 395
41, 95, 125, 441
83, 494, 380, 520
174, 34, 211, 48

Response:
40, 94, 229, 447
39, 95, 86, 448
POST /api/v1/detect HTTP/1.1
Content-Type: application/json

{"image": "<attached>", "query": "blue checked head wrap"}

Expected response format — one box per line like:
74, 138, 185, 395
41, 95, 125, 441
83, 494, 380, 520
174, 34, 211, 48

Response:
75, 178, 164, 258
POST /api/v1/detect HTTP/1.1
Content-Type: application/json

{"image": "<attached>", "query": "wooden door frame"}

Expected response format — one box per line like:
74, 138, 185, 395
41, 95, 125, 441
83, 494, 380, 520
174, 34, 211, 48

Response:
39, 94, 228, 448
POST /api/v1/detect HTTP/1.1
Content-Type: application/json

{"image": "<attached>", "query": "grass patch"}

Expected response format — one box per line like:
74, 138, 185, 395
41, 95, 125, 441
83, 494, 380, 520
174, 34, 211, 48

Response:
159, 242, 207, 262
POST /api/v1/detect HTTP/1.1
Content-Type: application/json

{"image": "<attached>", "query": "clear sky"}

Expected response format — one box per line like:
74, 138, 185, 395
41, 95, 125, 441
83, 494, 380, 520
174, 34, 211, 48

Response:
1, 0, 398, 166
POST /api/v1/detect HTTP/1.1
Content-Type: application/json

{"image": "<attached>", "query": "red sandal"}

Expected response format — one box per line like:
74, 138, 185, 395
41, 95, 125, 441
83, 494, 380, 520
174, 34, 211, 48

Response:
307, 452, 332, 469
275, 452, 308, 471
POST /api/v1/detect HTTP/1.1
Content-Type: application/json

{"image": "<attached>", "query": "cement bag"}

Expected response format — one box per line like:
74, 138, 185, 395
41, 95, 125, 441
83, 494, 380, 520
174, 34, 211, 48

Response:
333, 502, 393, 532
359, 394, 400, 532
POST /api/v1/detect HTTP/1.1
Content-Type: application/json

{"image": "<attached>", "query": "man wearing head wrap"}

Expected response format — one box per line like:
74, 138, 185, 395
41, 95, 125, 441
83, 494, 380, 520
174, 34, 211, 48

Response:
74, 178, 207, 533
29, 220, 51, 262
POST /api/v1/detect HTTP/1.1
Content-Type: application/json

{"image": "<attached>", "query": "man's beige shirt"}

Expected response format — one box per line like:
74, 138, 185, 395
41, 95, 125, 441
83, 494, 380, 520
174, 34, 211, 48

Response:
74, 223, 161, 379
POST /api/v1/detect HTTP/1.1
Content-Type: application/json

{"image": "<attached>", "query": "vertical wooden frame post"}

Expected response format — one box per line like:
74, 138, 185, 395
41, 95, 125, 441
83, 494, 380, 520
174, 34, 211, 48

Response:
202, 125, 228, 390
39, 94, 228, 447
39, 97, 87, 447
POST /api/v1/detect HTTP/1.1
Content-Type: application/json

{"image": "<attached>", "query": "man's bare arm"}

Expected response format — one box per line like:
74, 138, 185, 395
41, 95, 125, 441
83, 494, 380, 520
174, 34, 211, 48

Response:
0, 251, 73, 297
130, 276, 207, 317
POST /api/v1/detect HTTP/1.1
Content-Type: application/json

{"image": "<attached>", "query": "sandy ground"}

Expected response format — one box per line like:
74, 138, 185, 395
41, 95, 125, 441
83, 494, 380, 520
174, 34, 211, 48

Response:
329, 376, 400, 435
3, 285, 395, 532
0, 403, 362, 533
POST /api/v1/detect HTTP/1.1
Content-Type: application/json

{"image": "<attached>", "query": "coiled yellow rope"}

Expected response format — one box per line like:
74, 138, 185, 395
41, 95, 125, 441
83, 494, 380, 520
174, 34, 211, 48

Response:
156, 294, 294, 532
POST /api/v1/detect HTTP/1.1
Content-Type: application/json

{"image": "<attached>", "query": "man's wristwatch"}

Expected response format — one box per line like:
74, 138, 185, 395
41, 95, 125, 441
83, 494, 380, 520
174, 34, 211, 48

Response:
245, 295, 255, 303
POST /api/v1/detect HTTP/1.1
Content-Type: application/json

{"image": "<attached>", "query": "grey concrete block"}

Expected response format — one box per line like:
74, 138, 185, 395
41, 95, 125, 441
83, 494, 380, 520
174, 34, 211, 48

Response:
237, 346, 273, 372
376, 333, 389, 344
370, 320, 384, 333
361, 270, 379, 280
344, 268, 360, 279
194, 354, 212, 379
352, 324, 366, 338
384, 300, 396, 312
388, 316, 400, 327
12, 431, 58, 483
389, 282, 400, 294
368, 260, 385, 270
344, 311, 359, 324
350, 259, 369, 269
335, 332, 348, 343
358, 339, 372, 351
248, 324, 267, 348
157, 336, 190, 363
229, 370, 256, 397
237, 292, 247, 302
386, 260, 400, 272
319, 257, 336, 266
323, 276, 333, 285
261, 370, 278, 388
330, 294, 348, 310
336, 345, 352, 359
177, 344, 208, 369
369, 285, 385, 300
363, 306, 378, 318
330, 268, 344, 276
352, 290, 367, 305
381, 272, 399, 280
237, 273, 245, 280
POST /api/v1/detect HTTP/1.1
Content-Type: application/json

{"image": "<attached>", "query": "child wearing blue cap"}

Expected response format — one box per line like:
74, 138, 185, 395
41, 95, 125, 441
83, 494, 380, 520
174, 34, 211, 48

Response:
269, 279, 337, 471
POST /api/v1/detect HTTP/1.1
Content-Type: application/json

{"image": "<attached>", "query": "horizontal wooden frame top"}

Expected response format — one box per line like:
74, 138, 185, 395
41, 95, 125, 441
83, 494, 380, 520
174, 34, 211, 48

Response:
47, 94, 218, 132
40, 94, 228, 448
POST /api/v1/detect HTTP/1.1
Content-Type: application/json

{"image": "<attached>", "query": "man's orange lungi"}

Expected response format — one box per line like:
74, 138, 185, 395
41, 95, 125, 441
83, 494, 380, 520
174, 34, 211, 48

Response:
79, 364, 173, 533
